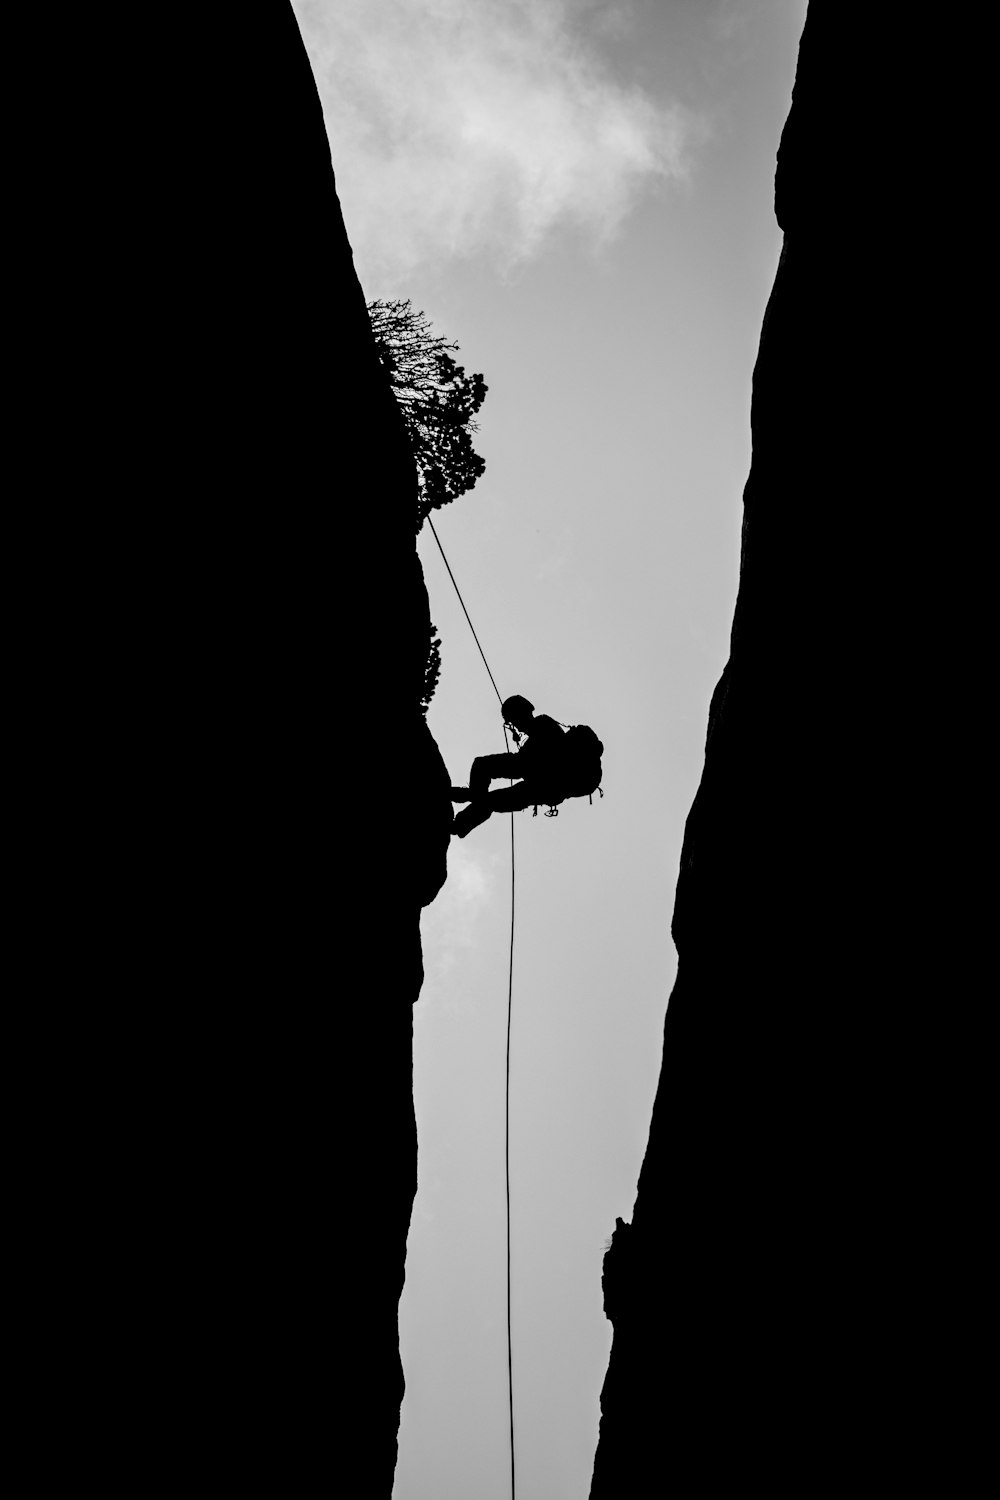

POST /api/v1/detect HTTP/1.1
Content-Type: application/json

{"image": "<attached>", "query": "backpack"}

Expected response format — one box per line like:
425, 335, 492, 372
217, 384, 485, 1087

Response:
561, 724, 604, 798
529, 721, 605, 818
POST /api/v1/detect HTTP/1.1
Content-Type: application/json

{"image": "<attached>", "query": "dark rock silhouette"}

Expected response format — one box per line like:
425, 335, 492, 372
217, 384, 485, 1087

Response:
34, 6, 451, 1494
591, 7, 972, 1494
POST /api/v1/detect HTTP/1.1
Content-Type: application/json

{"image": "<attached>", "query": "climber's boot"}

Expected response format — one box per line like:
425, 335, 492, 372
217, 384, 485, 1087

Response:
452, 800, 492, 838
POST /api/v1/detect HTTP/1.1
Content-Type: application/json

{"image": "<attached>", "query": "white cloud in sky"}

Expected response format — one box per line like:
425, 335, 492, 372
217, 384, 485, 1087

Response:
419, 841, 497, 992
292, 0, 693, 282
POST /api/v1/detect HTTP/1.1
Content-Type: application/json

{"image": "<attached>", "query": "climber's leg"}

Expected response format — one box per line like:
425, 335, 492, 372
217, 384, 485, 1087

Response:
453, 799, 495, 838
469, 752, 519, 800
489, 783, 537, 815
453, 780, 539, 838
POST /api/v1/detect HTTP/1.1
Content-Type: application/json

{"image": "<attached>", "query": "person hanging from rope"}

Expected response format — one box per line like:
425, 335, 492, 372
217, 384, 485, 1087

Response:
451, 695, 603, 838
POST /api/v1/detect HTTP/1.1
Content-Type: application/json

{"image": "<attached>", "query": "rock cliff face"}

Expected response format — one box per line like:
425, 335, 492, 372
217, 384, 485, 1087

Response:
590, 7, 968, 1493
39, 5, 976, 1494
49, 7, 452, 1494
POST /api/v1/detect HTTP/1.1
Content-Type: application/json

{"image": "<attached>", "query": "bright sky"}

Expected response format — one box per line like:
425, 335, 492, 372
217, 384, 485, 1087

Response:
293, 3, 807, 1495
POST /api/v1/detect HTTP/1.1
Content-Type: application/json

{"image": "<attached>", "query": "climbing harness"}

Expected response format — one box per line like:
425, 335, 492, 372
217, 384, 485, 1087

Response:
532, 787, 604, 818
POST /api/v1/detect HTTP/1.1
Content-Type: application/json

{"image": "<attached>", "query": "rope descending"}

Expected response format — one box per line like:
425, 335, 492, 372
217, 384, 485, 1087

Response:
425, 514, 516, 1500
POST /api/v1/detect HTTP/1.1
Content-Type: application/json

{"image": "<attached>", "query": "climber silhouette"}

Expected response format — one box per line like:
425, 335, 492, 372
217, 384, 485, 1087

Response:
451, 695, 576, 838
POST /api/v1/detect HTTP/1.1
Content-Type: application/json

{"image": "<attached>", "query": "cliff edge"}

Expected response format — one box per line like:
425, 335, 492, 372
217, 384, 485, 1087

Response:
39, 6, 452, 1494
591, 7, 970, 1492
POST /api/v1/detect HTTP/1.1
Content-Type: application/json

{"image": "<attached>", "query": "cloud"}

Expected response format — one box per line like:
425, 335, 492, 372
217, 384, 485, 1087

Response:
292, 0, 693, 283
420, 842, 498, 989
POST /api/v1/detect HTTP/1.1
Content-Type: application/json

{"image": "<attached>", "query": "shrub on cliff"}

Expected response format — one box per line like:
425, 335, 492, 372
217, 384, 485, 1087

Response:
420, 625, 443, 716
367, 298, 488, 529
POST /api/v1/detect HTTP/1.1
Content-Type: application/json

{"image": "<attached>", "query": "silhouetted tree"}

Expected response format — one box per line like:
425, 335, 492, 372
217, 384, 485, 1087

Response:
367, 298, 488, 528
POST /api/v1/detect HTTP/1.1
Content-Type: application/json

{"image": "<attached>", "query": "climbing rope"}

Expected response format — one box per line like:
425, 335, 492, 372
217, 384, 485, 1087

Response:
425, 514, 517, 1500
426, 516, 506, 714
505, 807, 515, 1500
